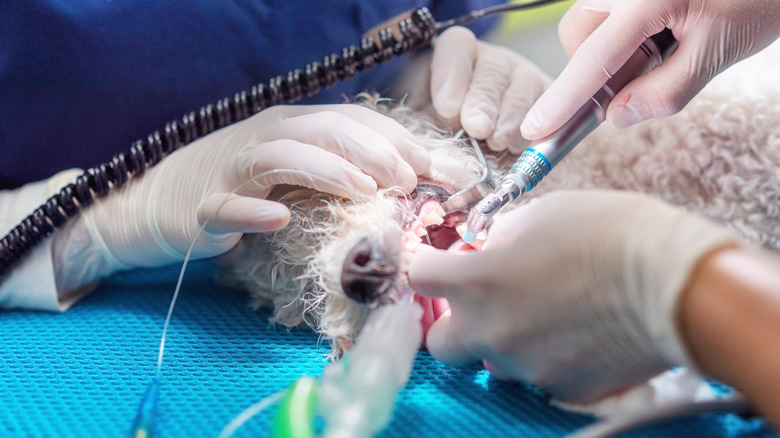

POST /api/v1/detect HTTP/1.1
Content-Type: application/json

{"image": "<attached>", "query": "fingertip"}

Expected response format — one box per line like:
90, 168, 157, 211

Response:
432, 89, 465, 120
606, 99, 645, 129
426, 312, 478, 366
557, 0, 611, 58
461, 110, 494, 141
406, 141, 432, 176
520, 109, 543, 140
438, 25, 477, 42
396, 164, 419, 194
240, 200, 291, 232
408, 243, 434, 266
375, 151, 418, 194
407, 245, 443, 292
483, 359, 512, 381
431, 27, 477, 119
425, 312, 473, 366
488, 114, 519, 152
258, 202, 292, 231
200, 195, 292, 234
485, 132, 513, 152
352, 172, 379, 196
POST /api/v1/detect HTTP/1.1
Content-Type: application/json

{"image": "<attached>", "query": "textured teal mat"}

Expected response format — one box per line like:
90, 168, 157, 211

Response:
0, 260, 774, 437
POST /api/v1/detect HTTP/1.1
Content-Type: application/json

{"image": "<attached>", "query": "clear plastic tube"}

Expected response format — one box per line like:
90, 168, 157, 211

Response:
318, 293, 423, 438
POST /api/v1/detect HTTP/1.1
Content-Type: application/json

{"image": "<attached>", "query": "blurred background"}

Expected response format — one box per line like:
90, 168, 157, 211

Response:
489, 0, 572, 77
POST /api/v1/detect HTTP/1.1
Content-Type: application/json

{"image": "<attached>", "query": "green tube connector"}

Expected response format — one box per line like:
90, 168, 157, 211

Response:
272, 377, 320, 438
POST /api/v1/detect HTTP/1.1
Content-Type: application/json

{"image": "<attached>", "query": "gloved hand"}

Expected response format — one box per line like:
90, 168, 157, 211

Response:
521, 0, 780, 140
408, 190, 741, 402
428, 26, 551, 153
52, 104, 431, 292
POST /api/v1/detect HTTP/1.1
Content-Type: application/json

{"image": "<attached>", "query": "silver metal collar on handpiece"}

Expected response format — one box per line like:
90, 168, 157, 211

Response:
439, 131, 495, 215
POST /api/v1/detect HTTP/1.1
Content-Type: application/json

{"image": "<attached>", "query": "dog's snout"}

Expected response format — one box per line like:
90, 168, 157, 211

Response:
341, 237, 400, 306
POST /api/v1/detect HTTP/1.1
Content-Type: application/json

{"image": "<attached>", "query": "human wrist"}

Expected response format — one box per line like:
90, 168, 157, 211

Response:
51, 209, 131, 294
679, 245, 780, 415
624, 204, 742, 368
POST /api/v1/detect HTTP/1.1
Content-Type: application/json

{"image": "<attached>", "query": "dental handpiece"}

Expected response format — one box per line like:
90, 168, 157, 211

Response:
462, 29, 678, 244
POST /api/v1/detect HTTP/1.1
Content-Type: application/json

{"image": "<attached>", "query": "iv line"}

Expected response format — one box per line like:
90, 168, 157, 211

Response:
131, 169, 359, 438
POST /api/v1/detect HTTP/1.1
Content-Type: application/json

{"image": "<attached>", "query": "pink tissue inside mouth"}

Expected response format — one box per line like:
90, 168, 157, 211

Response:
403, 197, 479, 345
415, 295, 450, 345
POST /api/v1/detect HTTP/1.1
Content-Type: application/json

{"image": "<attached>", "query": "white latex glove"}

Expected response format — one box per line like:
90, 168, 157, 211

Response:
0, 169, 83, 311
429, 26, 551, 153
408, 190, 741, 402
521, 0, 780, 140
52, 104, 431, 292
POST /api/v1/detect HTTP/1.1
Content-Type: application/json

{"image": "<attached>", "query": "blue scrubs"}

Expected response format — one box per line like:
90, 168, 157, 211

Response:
0, 0, 502, 188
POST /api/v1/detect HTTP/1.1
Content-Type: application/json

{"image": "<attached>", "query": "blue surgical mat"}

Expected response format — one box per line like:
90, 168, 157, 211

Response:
0, 260, 775, 437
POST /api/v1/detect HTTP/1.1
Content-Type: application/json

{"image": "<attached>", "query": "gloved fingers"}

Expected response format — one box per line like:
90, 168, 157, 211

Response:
493, 62, 551, 154
273, 104, 430, 176
237, 139, 378, 198
408, 245, 476, 300
272, 109, 424, 192
324, 103, 432, 176
415, 295, 451, 330
415, 295, 452, 347
480, 197, 544, 251
458, 42, 511, 144
425, 311, 476, 366
558, 0, 615, 57
416, 295, 437, 340
430, 26, 478, 120
606, 47, 706, 128
482, 359, 512, 381
521, 7, 665, 140
432, 296, 451, 319
198, 194, 291, 235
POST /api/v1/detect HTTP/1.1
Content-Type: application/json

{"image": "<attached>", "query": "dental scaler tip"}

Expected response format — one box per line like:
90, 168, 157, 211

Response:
463, 178, 526, 244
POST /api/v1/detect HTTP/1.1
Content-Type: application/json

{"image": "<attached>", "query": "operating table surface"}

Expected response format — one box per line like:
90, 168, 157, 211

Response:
0, 260, 775, 438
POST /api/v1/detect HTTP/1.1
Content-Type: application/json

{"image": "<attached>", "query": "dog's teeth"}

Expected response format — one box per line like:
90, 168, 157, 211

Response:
414, 224, 428, 237
456, 223, 486, 243
422, 205, 446, 227
406, 231, 423, 244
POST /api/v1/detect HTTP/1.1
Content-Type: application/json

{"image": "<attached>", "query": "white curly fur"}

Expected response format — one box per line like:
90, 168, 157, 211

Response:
220, 41, 780, 355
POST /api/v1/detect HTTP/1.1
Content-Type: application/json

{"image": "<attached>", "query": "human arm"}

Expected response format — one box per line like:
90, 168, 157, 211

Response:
2, 104, 430, 308
521, 0, 780, 140
680, 245, 780, 427
0, 170, 84, 310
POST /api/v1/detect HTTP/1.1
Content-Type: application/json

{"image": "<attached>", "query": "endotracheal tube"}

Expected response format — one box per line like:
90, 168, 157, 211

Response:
316, 291, 422, 438
218, 289, 423, 438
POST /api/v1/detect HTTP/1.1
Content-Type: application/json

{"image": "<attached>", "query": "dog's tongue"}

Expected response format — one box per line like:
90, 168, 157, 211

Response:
414, 294, 450, 344
402, 197, 482, 344
413, 239, 478, 344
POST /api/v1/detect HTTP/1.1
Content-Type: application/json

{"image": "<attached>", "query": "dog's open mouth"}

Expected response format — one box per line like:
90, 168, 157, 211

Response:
339, 180, 480, 342
340, 182, 475, 301
403, 182, 471, 250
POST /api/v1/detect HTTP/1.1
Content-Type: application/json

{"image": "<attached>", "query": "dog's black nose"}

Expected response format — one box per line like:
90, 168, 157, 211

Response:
341, 237, 400, 306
